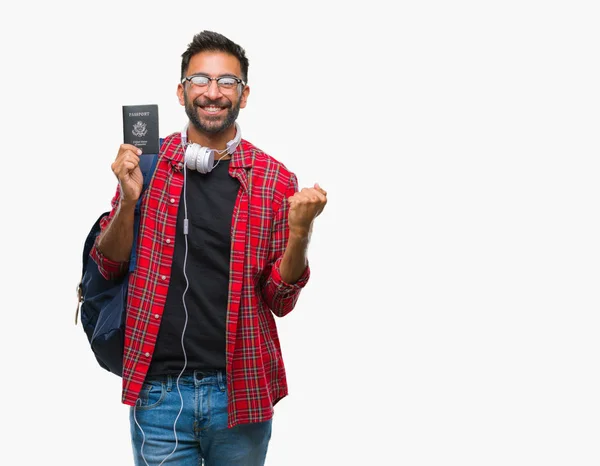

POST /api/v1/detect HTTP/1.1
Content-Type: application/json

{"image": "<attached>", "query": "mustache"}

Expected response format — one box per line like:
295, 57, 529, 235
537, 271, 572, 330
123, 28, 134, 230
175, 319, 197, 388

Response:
193, 98, 231, 109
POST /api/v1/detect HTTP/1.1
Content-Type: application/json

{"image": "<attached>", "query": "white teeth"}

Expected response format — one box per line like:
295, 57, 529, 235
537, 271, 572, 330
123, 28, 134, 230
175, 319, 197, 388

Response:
203, 106, 222, 113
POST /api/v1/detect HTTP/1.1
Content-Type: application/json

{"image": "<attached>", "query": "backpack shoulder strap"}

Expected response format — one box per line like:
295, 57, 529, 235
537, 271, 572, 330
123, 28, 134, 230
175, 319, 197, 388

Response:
138, 152, 160, 195
129, 152, 159, 272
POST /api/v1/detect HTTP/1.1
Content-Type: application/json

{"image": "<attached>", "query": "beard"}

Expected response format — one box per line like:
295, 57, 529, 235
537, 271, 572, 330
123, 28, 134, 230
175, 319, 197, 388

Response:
184, 88, 241, 135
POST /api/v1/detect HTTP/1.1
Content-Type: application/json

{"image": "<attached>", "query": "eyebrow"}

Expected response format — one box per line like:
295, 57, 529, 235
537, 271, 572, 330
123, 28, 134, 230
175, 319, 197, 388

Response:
188, 73, 239, 79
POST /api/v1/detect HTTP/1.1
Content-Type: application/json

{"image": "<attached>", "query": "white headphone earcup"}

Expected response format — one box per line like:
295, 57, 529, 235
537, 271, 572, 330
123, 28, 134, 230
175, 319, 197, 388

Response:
182, 122, 239, 172
185, 144, 197, 170
185, 144, 214, 174
199, 148, 214, 174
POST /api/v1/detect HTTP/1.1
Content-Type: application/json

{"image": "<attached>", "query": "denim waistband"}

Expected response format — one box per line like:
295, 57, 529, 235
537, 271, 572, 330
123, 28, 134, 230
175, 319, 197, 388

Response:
144, 370, 226, 390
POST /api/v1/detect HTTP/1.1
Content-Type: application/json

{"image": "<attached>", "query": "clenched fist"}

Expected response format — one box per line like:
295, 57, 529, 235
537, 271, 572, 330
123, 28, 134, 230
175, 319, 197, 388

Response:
111, 144, 144, 206
287, 183, 327, 237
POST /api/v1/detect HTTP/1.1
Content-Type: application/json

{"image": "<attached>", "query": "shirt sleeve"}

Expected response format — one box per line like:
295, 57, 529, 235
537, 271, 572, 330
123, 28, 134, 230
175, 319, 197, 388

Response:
89, 185, 130, 280
260, 173, 311, 317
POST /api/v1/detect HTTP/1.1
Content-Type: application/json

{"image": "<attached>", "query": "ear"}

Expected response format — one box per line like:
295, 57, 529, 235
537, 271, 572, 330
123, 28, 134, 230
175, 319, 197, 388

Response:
177, 83, 185, 106
239, 85, 250, 109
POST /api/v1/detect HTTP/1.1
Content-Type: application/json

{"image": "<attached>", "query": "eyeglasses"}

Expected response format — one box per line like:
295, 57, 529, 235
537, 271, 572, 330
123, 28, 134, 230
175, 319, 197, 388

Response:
182, 74, 246, 92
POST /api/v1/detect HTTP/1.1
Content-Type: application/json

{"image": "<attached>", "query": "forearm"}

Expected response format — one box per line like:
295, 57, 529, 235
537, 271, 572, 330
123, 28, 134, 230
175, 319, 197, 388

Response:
96, 200, 136, 262
279, 231, 310, 284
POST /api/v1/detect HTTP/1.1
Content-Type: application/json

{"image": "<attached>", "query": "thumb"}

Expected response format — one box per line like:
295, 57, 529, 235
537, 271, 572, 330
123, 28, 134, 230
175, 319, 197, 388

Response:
314, 182, 327, 196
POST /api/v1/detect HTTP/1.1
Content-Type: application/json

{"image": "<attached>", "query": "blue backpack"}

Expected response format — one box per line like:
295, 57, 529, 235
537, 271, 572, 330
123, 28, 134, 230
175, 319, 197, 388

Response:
76, 153, 159, 376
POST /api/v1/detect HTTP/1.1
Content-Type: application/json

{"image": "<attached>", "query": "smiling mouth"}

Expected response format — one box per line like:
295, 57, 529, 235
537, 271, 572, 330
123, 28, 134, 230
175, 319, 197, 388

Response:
202, 107, 223, 113
201, 105, 226, 114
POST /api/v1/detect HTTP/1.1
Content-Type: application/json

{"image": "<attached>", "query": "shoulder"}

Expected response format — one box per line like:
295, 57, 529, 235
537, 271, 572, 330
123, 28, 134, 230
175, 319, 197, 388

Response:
241, 139, 296, 183
160, 132, 182, 153
241, 139, 299, 211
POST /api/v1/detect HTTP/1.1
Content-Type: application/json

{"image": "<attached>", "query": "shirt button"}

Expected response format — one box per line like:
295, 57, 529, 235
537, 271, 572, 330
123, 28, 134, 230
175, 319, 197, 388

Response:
144, 352, 150, 358
166, 239, 171, 244
154, 314, 160, 319
170, 198, 175, 203
161, 275, 167, 280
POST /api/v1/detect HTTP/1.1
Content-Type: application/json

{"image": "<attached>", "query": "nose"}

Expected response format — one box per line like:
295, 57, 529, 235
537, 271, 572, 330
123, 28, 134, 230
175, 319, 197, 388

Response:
205, 79, 222, 100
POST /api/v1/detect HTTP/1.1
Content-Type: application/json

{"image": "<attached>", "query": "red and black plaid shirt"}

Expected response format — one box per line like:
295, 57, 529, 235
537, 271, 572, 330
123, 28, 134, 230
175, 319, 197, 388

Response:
90, 133, 310, 427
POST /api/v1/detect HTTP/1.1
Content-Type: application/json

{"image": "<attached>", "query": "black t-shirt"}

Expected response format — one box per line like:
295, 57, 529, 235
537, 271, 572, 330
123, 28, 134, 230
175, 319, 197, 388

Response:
148, 159, 238, 375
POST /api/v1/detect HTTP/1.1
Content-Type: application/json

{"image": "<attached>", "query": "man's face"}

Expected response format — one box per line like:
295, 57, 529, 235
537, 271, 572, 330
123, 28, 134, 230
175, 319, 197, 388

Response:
178, 51, 249, 135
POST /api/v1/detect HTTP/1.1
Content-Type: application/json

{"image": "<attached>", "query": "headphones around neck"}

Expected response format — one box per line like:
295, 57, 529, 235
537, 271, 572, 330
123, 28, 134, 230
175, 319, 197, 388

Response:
181, 122, 242, 174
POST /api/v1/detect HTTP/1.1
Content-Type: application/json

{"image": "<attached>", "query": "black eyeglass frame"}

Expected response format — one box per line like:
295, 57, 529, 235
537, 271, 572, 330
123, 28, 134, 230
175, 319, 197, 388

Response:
181, 74, 246, 89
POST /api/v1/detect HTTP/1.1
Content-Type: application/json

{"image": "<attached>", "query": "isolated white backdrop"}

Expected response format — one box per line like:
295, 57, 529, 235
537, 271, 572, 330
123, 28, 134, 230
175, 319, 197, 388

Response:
1, 1, 599, 465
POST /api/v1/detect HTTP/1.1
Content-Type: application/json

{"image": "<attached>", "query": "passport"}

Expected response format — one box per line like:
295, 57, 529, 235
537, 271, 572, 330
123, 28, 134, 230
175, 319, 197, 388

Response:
122, 104, 159, 154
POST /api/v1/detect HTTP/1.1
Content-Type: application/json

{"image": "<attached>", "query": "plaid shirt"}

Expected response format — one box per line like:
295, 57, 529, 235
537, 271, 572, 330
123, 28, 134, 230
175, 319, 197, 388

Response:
90, 133, 310, 427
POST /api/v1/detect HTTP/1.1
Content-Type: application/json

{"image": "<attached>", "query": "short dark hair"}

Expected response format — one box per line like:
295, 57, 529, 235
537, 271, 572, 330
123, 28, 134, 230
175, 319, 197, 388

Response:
181, 31, 249, 83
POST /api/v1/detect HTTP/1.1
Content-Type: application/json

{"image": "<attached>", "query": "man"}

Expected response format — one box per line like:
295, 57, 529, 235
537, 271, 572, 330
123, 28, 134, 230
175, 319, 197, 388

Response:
90, 30, 327, 466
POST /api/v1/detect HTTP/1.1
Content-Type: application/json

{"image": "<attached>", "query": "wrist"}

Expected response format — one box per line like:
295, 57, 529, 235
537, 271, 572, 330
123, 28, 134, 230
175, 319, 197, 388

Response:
118, 198, 138, 212
289, 228, 311, 242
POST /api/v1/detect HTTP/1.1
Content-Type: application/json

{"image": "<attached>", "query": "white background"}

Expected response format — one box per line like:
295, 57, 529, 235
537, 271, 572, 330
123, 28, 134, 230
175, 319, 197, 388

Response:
1, 1, 599, 465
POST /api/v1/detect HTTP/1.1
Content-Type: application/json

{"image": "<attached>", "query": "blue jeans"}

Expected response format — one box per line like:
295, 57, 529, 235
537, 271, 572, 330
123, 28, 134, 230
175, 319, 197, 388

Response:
129, 370, 272, 466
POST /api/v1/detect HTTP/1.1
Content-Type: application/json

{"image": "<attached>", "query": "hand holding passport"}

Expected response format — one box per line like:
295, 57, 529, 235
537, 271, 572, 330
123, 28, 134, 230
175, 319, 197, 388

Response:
123, 104, 159, 154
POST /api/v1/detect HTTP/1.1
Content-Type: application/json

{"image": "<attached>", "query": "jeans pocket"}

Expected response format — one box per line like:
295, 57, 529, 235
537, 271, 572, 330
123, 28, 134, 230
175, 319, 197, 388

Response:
135, 380, 166, 410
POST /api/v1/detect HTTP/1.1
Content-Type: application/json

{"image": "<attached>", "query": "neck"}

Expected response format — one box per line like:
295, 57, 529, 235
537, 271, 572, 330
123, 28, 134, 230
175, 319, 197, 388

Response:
186, 123, 237, 154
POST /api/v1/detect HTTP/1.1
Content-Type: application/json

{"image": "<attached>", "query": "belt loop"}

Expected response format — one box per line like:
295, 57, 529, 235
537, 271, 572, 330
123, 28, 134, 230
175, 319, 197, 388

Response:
166, 374, 173, 392
217, 370, 226, 391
